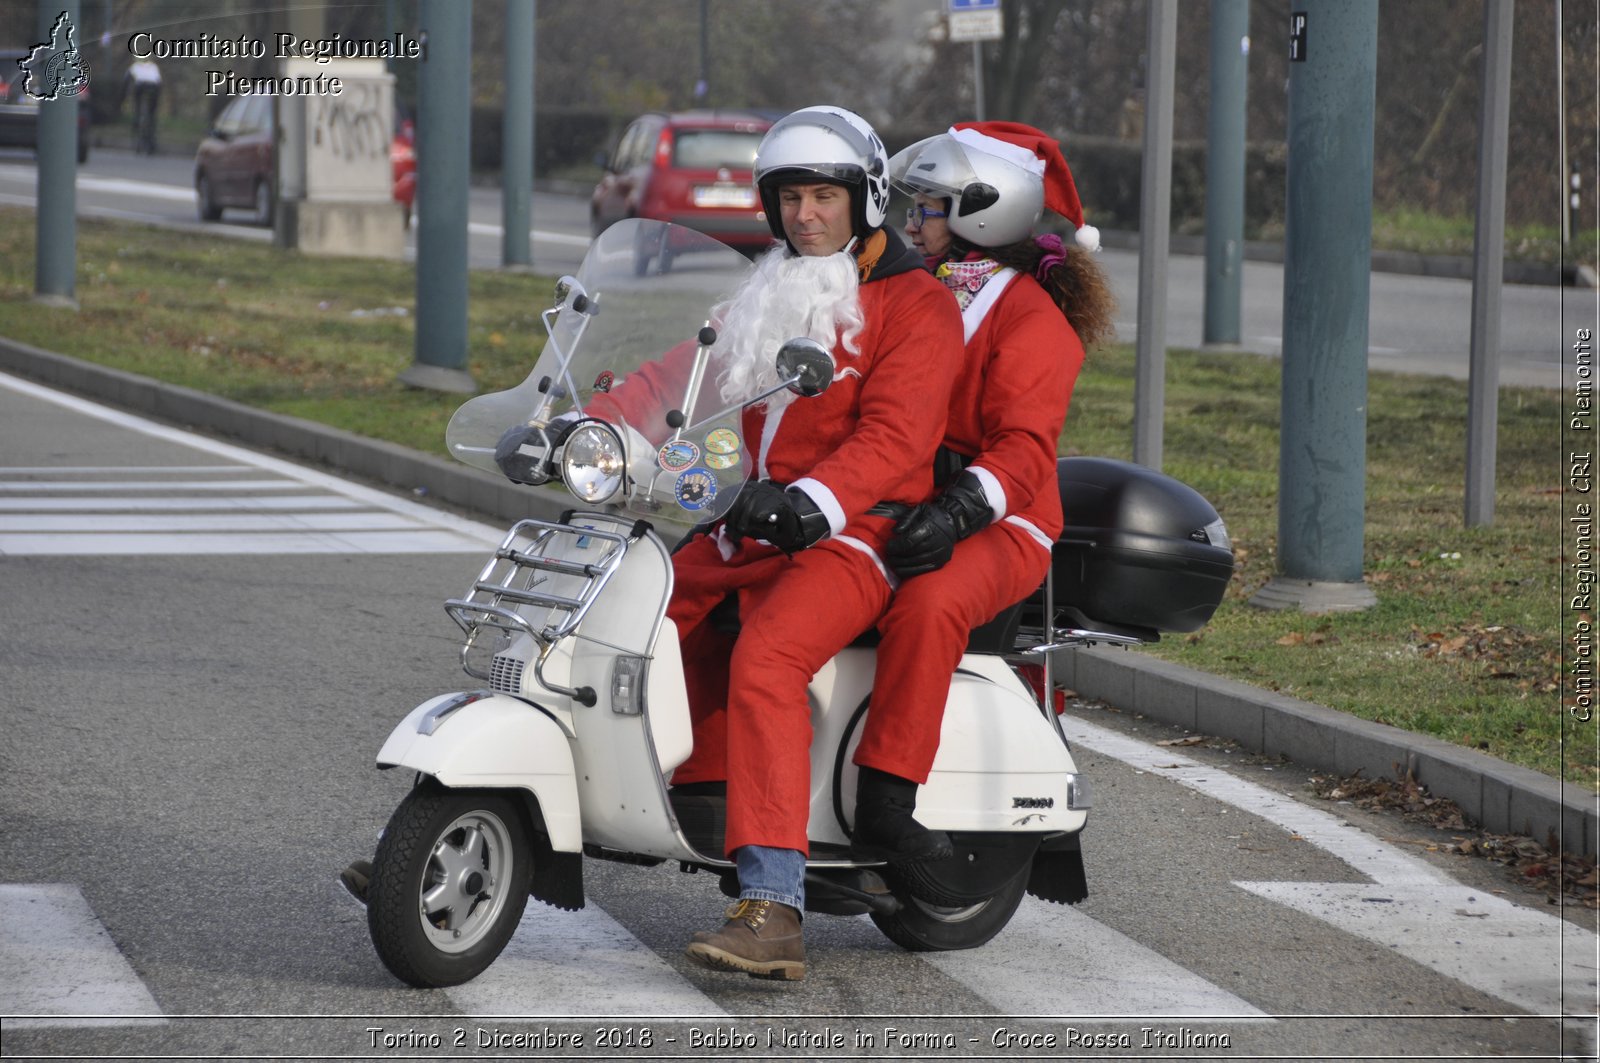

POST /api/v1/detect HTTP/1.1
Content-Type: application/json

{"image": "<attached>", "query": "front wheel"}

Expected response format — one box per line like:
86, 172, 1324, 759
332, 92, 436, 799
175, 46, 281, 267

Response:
870, 861, 1029, 952
367, 781, 535, 987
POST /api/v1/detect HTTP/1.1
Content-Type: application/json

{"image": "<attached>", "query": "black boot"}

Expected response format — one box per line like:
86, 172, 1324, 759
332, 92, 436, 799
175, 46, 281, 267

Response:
850, 767, 953, 864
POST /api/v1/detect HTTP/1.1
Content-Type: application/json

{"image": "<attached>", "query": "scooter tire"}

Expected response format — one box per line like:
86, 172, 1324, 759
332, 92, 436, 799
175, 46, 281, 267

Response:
870, 862, 1029, 953
366, 781, 535, 988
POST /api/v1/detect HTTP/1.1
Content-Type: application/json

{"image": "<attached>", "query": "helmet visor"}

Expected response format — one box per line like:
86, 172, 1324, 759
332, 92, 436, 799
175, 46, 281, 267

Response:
888, 135, 980, 199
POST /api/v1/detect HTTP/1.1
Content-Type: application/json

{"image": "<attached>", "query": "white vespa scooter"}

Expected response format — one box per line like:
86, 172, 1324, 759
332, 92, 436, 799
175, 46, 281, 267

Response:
357, 220, 1233, 989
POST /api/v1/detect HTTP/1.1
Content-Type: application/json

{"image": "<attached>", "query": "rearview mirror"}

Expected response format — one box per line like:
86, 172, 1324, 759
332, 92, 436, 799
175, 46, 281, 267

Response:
775, 338, 835, 398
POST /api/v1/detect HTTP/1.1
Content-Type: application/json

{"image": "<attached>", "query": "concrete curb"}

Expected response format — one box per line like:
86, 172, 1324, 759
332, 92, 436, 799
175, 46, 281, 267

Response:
3, 334, 1595, 858
1053, 646, 1596, 859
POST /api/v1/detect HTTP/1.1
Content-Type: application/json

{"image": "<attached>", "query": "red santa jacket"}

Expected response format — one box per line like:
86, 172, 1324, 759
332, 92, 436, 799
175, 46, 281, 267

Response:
587, 233, 964, 560
944, 267, 1083, 550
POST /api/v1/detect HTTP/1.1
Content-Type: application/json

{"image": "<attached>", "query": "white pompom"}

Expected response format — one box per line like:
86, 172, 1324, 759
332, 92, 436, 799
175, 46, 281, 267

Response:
1075, 224, 1101, 252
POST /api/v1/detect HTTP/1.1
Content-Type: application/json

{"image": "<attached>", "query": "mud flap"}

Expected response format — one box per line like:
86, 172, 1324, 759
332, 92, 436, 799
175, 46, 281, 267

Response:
1027, 832, 1088, 905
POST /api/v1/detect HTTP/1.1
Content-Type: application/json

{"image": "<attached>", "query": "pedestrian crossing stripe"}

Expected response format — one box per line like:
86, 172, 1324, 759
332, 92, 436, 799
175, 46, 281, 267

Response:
0, 885, 165, 1028
0, 373, 504, 556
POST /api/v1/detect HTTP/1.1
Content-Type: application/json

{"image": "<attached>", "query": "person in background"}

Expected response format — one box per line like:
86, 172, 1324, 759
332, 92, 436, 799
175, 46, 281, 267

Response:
125, 57, 161, 155
847, 121, 1118, 866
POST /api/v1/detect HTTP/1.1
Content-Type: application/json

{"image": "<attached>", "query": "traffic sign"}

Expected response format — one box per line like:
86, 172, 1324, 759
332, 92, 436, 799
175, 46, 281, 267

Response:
949, 0, 1002, 43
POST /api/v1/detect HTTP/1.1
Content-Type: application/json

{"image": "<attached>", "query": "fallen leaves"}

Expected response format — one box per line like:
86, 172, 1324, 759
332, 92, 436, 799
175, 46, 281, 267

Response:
1312, 769, 1598, 908
1409, 622, 1561, 694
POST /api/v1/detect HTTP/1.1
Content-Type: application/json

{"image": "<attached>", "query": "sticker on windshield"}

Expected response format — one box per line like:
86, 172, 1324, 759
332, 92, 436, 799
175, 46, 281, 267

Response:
593, 371, 614, 393
703, 428, 741, 455
703, 449, 741, 471
658, 439, 700, 472
674, 469, 719, 511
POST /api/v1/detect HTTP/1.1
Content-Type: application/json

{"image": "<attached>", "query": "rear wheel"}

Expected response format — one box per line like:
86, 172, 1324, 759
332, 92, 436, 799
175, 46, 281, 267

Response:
366, 781, 535, 988
252, 179, 274, 227
197, 173, 221, 221
870, 860, 1030, 952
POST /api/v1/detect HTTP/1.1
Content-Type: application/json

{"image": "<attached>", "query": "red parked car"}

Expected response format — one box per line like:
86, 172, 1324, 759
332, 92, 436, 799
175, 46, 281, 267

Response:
590, 110, 777, 269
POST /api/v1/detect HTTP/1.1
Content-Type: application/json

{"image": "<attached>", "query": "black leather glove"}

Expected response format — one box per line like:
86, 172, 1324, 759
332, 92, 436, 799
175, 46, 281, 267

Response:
884, 469, 993, 578
494, 423, 552, 485
724, 481, 829, 554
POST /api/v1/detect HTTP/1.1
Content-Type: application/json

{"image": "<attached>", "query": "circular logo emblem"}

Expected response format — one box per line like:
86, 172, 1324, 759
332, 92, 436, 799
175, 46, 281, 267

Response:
593, 370, 614, 393
657, 439, 700, 472
703, 449, 741, 471
703, 427, 741, 455
674, 469, 719, 511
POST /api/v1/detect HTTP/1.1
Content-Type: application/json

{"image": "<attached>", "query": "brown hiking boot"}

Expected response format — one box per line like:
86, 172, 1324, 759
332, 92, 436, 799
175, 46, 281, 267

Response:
684, 898, 805, 981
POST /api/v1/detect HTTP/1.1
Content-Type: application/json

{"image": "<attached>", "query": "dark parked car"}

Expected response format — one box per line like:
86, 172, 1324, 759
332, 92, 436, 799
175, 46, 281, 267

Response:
194, 96, 417, 227
0, 47, 90, 163
194, 95, 275, 225
591, 110, 777, 268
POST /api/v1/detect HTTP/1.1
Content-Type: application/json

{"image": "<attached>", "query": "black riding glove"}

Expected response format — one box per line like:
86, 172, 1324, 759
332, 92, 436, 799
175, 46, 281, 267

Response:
884, 469, 994, 578
724, 481, 830, 555
494, 423, 551, 485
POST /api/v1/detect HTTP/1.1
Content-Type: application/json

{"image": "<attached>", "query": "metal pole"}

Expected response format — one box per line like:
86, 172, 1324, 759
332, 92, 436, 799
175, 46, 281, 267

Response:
697, 0, 710, 103
1203, 0, 1248, 346
1250, 1, 1379, 613
1465, 0, 1514, 528
402, 0, 476, 393
972, 41, 986, 121
502, 0, 533, 267
1558, 0, 1569, 246
34, 0, 81, 308
1132, 0, 1176, 470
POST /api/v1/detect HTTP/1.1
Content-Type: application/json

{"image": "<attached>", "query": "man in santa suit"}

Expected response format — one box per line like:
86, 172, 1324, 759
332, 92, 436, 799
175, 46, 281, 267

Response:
651, 106, 964, 981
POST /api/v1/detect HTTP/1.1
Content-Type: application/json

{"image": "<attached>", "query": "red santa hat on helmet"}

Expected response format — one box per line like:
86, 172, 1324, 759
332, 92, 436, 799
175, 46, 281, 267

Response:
949, 120, 1100, 252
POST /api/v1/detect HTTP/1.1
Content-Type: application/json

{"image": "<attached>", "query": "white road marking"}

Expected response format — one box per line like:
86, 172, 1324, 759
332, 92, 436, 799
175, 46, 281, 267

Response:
444, 904, 726, 1018
1061, 715, 1594, 1016
0, 372, 504, 555
926, 898, 1271, 1018
0, 885, 165, 1028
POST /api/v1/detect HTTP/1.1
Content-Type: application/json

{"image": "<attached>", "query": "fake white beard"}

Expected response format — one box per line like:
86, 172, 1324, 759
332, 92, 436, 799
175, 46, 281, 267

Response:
711, 244, 864, 411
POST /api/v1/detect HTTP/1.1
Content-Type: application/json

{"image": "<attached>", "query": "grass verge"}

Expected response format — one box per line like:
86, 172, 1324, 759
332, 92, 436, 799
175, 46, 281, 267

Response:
0, 207, 1581, 789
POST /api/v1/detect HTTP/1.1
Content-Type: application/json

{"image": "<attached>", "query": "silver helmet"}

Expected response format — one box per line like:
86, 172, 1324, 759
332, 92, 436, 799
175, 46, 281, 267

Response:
754, 105, 891, 241
889, 132, 1044, 248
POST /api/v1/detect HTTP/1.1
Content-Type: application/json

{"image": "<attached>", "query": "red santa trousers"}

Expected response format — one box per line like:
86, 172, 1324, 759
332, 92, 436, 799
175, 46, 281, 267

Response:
667, 532, 892, 855
852, 520, 1050, 784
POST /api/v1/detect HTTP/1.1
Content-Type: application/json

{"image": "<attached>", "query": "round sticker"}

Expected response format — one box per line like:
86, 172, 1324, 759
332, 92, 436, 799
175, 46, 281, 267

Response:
593, 370, 614, 393
704, 449, 741, 471
657, 439, 700, 472
674, 468, 719, 511
704, 427, 741, 455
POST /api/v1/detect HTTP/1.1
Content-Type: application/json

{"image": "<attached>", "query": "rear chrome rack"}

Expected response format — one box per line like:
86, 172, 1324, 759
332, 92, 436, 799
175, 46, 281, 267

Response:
444, 513, 642, 706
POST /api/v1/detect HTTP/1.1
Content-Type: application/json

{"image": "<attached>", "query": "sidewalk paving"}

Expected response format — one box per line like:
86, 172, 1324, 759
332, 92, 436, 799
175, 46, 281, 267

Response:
1, 333, 1594, 859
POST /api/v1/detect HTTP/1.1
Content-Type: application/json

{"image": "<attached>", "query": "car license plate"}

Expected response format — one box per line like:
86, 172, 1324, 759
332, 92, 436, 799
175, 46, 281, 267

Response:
693, 184, 755, 209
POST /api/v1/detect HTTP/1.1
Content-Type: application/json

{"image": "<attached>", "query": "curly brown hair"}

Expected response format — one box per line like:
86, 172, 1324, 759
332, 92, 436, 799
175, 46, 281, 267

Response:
951, 234, 1119, 352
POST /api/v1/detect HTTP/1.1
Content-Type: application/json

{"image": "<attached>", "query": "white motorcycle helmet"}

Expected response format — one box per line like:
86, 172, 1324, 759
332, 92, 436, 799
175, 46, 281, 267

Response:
754, 105, 891, 242
889, 131, 1044, 248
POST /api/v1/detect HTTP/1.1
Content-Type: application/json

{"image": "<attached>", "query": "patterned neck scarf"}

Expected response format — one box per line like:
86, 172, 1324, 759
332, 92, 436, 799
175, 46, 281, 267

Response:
933, 255, 1003, 311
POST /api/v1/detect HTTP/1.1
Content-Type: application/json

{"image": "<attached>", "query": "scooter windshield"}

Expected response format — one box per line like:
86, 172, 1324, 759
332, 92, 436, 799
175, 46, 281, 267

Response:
445, 219, 759, 528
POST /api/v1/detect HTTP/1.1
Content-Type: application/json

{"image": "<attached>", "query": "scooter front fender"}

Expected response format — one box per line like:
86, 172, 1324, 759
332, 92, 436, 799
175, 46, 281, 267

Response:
377, 691, 581, 853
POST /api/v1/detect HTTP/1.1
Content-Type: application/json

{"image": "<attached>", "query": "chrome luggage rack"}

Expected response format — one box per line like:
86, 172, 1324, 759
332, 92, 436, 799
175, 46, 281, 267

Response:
444, 512, 642, 706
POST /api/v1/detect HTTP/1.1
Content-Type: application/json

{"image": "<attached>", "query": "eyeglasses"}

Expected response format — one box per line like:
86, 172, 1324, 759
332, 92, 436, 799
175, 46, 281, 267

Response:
905, 204, 948, 228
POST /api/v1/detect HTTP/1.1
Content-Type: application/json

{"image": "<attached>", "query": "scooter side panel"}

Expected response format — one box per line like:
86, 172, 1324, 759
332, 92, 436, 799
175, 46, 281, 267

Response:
377, 693, 583, 852
920, 672, 1086, 834
814, 653, 1087, 838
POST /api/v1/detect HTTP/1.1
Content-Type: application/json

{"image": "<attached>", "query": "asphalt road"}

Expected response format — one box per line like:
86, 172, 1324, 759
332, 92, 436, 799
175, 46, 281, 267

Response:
0, 373, 1593, 1060
0, 145, 1575, 390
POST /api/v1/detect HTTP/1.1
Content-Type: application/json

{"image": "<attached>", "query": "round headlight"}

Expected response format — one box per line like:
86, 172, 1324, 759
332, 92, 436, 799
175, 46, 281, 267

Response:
561, 422, 626, 504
